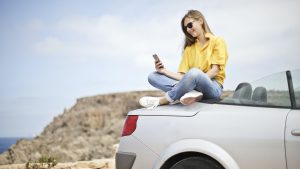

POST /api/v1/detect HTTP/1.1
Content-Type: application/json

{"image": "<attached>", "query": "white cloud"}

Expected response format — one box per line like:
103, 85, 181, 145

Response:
30, 0, 300, 88
34, 36, 64, 54
204, 0, 300, 76
31, 14, 183, 70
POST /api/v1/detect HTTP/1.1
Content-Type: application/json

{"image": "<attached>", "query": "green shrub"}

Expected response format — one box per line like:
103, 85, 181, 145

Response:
25, 155, 57, 169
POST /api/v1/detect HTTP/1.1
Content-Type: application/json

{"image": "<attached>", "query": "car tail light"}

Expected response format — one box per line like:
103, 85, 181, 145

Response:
122, 115, 138, 136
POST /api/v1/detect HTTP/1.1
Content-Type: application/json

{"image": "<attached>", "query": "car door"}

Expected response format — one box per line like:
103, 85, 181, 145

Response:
285, 110, 300, 169
219, 70, 294, 169
285, 70, 300, 169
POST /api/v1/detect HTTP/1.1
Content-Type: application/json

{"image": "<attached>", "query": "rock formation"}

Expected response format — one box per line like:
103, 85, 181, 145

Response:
0, 90, 164, 165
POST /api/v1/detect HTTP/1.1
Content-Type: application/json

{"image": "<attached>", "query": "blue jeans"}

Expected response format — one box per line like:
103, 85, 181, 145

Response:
148, 68, 222, 102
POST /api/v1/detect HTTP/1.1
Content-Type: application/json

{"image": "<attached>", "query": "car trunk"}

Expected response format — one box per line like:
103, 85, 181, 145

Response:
128, 102, 212, 117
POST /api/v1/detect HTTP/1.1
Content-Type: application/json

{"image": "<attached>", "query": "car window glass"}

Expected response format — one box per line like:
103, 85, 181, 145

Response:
291, 70, 300, 108
220, 71, 291, 108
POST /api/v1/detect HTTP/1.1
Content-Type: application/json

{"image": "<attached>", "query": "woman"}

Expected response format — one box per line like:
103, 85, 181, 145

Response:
139, 9, 228, 109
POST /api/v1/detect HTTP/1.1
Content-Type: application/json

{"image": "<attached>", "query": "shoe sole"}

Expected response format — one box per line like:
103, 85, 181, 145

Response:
180, 93, 203, 105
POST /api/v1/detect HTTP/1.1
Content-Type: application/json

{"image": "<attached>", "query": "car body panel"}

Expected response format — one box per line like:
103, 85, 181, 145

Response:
285, 109, 300, 169
129, 103, 211, 117
153, 139, 240, 169
118, 135, 160, 169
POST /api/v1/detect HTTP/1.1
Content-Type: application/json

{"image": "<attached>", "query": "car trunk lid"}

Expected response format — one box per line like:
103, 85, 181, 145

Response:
128, 102, 212, 117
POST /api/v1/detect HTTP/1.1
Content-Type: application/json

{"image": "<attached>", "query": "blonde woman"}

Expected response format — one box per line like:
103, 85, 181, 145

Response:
140, 10, 228, 109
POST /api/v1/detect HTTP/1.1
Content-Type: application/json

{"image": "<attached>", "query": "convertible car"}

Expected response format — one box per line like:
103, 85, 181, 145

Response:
116, 70, 300, 169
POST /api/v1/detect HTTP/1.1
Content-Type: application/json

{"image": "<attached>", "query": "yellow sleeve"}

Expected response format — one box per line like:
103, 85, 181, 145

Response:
177, 47, 190, 73
212, 37, 228, 66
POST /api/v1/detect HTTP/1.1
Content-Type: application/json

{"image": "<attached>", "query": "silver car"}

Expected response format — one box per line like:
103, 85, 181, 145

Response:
116, 70, 300, 169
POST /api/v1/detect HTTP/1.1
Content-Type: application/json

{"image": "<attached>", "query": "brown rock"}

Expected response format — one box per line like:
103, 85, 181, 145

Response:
0, 90, 163, 165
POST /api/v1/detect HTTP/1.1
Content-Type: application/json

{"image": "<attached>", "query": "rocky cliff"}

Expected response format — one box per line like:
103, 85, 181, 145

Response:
0, 90, 164, 165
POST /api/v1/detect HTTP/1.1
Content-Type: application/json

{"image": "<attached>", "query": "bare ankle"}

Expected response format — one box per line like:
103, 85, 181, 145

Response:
159, 97, 169, 105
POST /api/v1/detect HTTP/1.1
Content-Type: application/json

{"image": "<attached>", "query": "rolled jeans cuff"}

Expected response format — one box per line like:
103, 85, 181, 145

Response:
165, 92, 175, 103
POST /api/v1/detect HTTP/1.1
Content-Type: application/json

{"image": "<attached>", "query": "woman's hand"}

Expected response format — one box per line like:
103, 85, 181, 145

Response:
155, 59, 166, 74
206, 64, 220, 79
153, 57, 183, 80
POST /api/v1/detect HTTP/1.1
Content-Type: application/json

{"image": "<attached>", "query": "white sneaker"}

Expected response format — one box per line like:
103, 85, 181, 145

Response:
170, 100, 180, 105
139, 97, 160, 109
180, 90, 203, 105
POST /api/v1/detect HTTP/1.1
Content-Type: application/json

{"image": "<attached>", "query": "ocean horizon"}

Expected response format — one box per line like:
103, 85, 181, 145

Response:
0, 137, 32, 154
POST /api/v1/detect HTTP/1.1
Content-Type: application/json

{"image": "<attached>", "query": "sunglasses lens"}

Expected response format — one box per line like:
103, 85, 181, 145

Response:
187, 22, 193, 29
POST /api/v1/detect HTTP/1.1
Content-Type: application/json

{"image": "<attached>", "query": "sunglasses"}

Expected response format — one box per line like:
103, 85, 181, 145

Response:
184, 20, 196, 30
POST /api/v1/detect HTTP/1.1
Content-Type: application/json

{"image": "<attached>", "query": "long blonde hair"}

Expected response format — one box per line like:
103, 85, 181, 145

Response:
181, 10, 213, 48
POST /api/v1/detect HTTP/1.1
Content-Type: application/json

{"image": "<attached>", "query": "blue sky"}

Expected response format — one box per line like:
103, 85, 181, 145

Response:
0, 0, 300, 137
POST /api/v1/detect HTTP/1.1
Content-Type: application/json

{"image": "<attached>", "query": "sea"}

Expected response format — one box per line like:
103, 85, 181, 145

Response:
0, 137, 32, 154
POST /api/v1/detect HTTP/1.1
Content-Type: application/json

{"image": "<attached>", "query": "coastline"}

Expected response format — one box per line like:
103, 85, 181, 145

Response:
0, 137, 33, 154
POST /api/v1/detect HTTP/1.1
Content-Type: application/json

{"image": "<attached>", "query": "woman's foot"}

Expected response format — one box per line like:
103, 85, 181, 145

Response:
139, 97, 170, 109
139, 97, 161, 109
180, 90, 203, 105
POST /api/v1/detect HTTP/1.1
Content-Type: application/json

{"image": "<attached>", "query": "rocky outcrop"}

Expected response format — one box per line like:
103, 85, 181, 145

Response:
0, 90, 164, 165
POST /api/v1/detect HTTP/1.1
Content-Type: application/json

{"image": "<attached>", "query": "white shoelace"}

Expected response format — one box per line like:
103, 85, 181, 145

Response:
146, 99, 159, 109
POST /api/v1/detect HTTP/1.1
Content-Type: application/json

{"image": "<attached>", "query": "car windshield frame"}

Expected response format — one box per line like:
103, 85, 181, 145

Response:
290, 69, 300, 109
216, 70, 299, 109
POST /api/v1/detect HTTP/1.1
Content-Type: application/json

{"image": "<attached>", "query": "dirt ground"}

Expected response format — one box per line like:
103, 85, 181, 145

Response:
0, 158, 115, 169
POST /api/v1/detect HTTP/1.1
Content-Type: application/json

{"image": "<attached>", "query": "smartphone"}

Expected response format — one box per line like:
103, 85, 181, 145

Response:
152, 54, 160, 61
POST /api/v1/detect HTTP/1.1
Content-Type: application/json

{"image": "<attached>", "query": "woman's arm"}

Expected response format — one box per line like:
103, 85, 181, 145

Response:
206, 64, 220, 79
155, 59, 184, 81
160, 69, 184, 81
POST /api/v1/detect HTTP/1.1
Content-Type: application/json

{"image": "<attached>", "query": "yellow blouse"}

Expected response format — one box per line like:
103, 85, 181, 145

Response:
178, 33, 228, 85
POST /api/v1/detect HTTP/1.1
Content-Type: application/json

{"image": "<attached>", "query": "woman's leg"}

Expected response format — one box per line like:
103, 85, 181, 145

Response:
148, 72, 178, 92
140, 69, 222, 108
166, 68, 222, 102
139, 72, 177, 108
